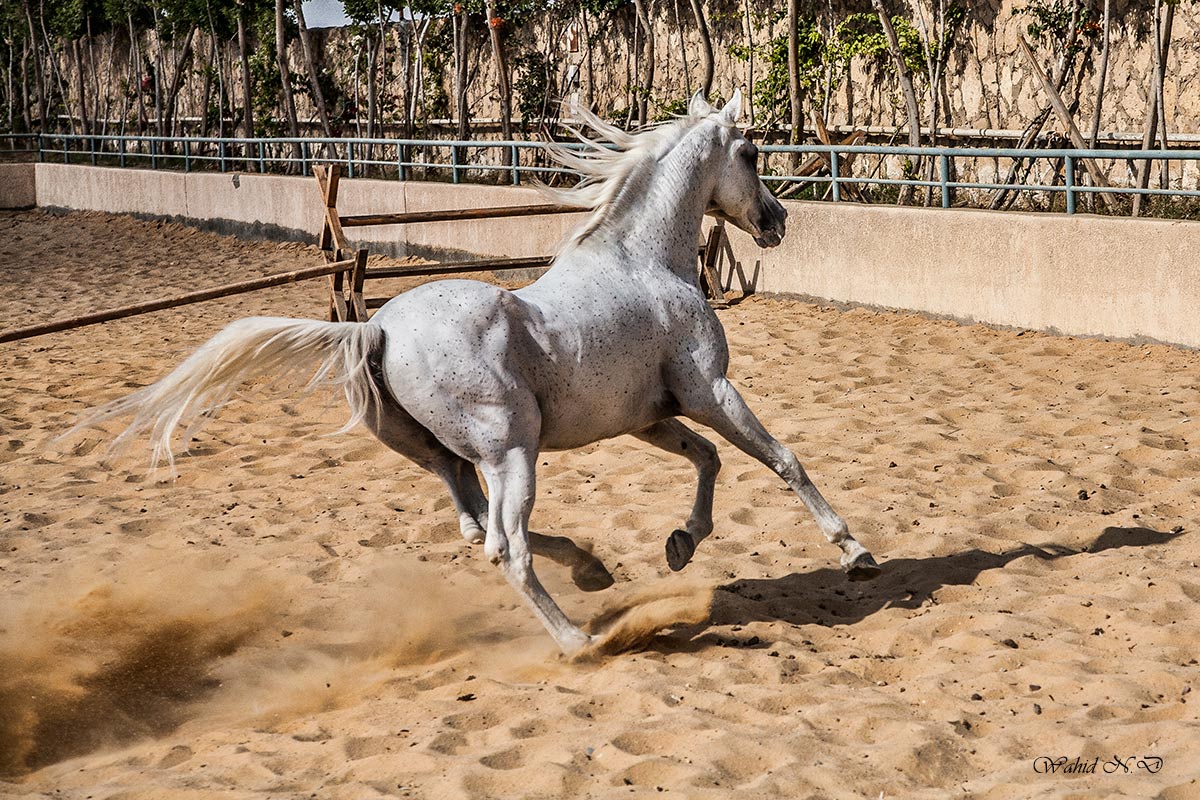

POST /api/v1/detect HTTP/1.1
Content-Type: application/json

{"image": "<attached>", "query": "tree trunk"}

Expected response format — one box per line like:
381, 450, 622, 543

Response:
401, 3, 416, 138
375, 0, 388, 140
787, 0, 802, 153
275, 0, 302, 165
98, 24, 117, 135
1087, 0, 1111, 148
1155, 2, 1174, 189
672, 0, 691, 95
71, 37, 90, 134
199, 36, 215, 138
5, 27, 15, 131
686, 0, 712, 98
1133, 0, 1166, 217
19, 36, 31, 131
367, 34, 380, 142
293, 0, 335, 143
631, 0, 654, 124
454, 4, 470, 139
150, 3, 165, 136
41, 7, 76, 133
23, 0, 46, 129
909, 0, 949, 205
484, 0, 513, 160
625, 10, 636, 127
164, 26, 196, 138
872, 0, 921, 147
742, 0, 755, 126
237, 5, 254, 144
581, 7, 594, 109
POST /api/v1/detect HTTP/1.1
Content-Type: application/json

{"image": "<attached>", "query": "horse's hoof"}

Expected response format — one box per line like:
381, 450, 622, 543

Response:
844, 552, 882, 581
666, 529, 696, 572
571, 558, 616, 592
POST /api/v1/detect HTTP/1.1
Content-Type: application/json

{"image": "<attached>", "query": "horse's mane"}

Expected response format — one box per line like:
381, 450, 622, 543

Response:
541, 103, 730, 249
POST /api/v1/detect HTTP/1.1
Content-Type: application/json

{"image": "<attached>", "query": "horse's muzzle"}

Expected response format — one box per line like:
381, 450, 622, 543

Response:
753, 197, 787, 249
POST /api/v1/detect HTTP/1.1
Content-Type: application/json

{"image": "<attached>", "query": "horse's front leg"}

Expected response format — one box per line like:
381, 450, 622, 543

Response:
681, 377, 881, 580
633, 419, 721, 571
479, 446, 595, 654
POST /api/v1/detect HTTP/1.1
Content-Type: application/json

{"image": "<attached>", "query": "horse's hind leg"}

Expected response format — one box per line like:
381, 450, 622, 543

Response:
364, 403, 487, 544
633, 419, 721, 571
479, 445, 593, 654
451, 459, 614, 591
681, 377, 880, 580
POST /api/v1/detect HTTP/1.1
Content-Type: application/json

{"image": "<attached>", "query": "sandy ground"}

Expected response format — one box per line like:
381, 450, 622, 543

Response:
1, 208, 1198, 799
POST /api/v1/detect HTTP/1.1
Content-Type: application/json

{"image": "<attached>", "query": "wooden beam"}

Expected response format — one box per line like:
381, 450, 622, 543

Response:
365, 254, 556, 280
1018, 36, 1120, 209
339, 204, 586, 227
0, 258, 358, 344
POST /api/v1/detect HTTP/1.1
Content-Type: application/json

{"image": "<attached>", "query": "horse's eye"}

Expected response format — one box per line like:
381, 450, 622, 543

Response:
742, 143, 759, 162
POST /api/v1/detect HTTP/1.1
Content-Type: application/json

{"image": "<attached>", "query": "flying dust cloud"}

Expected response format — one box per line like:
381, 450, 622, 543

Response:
0, 556, 714, 777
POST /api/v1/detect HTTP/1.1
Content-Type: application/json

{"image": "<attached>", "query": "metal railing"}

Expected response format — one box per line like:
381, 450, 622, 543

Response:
758, 143, 1200, 214
7, 132, 1200, 215
33, 133, 575, 185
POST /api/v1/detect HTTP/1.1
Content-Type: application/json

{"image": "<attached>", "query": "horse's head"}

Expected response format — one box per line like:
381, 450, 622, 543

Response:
695, 90, 787, 249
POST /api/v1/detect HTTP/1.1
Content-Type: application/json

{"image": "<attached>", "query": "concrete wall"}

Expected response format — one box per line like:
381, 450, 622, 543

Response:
714, 203, 1200, 348
33, 163, 586, 260
0, 163, 36, 208
26, 162, 1200, 348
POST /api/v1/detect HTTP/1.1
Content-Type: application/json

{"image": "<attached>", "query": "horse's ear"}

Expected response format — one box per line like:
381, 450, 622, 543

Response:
687, 91, 712, 118
719, 89, 743, 124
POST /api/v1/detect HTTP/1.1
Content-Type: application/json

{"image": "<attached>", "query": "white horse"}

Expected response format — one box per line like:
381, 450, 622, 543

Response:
79, 91, 880, 654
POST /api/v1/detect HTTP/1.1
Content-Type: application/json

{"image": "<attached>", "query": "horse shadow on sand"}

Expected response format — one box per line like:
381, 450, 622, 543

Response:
647, 525, 1184, 652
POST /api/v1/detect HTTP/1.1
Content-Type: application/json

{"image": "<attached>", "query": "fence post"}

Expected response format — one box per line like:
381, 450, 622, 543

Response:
184, 138, 191, 172
829, 150, 841, 203
939, 154, 950, 208
347, 141, 355, 179
220, 140, 227, 173
1064, 155, 1076, 215
397, 144, 405, 181
36, 134, 43, 163
258, 140, 266, 174
150, 138, 158, 170
451, 145, 460, 184
301, 140, 309, 176
511, 144, 520, 185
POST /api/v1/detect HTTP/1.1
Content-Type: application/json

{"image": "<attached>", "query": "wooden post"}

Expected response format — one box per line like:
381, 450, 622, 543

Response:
349, 248, 369, 321
699, 224, 729, 308
313, 164, 353, 321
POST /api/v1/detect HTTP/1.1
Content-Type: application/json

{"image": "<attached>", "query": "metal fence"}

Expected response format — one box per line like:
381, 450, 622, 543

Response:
5, 132, 1200, 216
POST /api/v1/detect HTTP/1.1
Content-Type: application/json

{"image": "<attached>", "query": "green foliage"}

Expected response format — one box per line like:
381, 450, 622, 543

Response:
652, 95, 689, 122
1015, 1, 1099, 56
728, 14, 825, 125
420, 19, 452, 121
249, 43, 284, 135
342, 0, 402, 25
829, 13, 924, 75
513, 49, 555, 124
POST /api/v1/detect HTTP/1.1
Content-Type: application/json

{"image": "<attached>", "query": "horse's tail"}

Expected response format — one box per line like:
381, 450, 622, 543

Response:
71, 316, 384, 472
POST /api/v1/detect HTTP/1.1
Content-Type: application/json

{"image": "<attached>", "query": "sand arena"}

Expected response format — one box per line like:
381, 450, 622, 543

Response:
1, 209, 1197, 798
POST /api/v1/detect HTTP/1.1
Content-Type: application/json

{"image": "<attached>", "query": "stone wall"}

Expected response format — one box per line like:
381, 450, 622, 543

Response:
28, 2, 1200, 143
